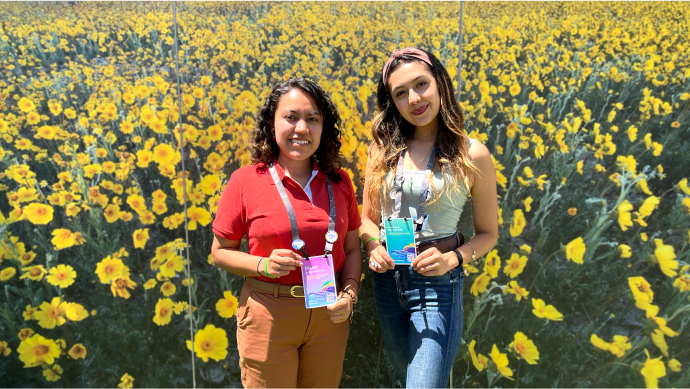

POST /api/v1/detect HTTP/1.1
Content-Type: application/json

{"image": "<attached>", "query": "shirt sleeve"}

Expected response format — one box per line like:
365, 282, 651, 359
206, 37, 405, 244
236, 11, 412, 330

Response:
342, 171, 362, 232
212, 170, 246, 241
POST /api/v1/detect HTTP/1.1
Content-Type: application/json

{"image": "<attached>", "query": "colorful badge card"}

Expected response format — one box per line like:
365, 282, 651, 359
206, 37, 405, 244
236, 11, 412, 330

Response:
301, 254, 337, 309
384, 218, 417, 264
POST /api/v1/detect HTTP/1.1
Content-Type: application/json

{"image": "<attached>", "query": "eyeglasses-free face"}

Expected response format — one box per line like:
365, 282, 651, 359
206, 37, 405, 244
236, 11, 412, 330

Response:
273, 88, 324, 163
387, 61, 441, 133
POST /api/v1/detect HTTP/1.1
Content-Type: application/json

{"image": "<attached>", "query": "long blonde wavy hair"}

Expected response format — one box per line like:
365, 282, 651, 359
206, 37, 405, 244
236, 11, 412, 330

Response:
366, 48, 479, 212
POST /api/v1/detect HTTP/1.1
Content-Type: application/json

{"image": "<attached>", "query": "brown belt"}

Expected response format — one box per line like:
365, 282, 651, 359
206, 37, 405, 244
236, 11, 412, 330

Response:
245, 272, 341, 298
417, 232, 464, 254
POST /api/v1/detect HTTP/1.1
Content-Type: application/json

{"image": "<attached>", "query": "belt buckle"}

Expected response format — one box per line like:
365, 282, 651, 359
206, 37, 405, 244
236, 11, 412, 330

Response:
290, 285, 304, 298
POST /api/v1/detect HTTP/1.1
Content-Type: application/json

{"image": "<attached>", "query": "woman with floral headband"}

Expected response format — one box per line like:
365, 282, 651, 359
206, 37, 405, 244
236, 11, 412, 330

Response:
211, 78, 362, 388
360, 48, 499, 387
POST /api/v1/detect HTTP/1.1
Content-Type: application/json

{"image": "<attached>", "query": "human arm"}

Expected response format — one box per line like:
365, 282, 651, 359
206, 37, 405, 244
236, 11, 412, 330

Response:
211, 234, 303, 278
360, 145, 396, 272
412, 141, 499, 275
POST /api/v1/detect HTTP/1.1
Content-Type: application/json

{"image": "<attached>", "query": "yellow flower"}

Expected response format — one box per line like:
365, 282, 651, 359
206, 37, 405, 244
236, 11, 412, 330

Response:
46, 264, 77, 288
0, 340, 11, 356
160, 281, 176, 297
639, 196, 659, 218
590, 334, 611, 352
618, 200, 634, 231
640, 349, 666, 389
523, 196, 533, 212
216, 291, 239, 318
20, 265, 47, 281
509, 81, 521, 96
576, 160, 584, 174
628, 276, 654, 307
43, 364, 63, 382
23, 203, 54, 225
470, 272, 492, 296
152, 144, 177, 165
619, 244, 632, 258
133, 228, 149, 249
144, 279, 157, 290
111, 277, 136, 299
18, 97, 36, 112
468, 339, 488, 372
640, 232, 649, 242
118, 373, 135, 389
17, 334, 61, 367
531, 298, 563, 321
651, 329, 668, 357
68, 344, 87, 359
503, 253, 528, 278
0, 267, 16, 281
65, 303, 89, 322
483, 250, 501, 278
504, 280, 530, 301
153, 298, 174, 326
654, 240, 678, 277
627, 125, 638, 142
187, 206, 212, 230
51, 229, 78, 250
186, 324, 229, 362
667, 358, 681, 373
35, 297, 68, 329
490, 344, 514, 380
159, 256, 185, 278
95, 256, 127, 284
609, 335, 632, 358
510, 209, 526, 237
565, 237, 586, 264
678, 178, 690, 195
509, 332, 539, 365
568, 207, 577, 216
103, 204, 121, 223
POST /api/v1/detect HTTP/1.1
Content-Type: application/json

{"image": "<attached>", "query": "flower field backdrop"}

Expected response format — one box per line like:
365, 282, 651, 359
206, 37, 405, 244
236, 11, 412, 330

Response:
0, 1, 689, 387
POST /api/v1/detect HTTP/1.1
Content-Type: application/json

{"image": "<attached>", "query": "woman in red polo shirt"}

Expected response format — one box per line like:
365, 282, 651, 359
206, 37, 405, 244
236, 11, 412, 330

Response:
211, 78, 362, 388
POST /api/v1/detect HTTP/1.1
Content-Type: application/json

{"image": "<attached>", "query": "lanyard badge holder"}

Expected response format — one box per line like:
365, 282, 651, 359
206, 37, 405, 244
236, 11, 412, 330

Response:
381, 147, 434, 265
269, 163, 338, 309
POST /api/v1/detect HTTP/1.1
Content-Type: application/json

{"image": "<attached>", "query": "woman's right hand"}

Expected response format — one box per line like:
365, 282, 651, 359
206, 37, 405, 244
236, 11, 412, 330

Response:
368, 245, 395, 273
264, 249, 304, 278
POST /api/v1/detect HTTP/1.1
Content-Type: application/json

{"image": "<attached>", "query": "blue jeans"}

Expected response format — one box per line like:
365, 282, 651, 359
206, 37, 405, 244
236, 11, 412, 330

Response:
372, 266, 464, 388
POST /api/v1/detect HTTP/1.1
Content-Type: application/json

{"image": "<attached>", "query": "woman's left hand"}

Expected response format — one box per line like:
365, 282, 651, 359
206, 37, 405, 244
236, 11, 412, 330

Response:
411, 247, 460, 276
326, 294, 352, 323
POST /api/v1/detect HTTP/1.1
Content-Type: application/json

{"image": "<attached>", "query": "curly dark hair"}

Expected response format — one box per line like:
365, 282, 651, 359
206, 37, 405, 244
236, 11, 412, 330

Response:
250, 77, 343, 183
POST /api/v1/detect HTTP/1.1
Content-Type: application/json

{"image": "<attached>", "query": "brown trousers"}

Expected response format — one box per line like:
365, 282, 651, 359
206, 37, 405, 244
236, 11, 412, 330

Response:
236, 281, 350, 388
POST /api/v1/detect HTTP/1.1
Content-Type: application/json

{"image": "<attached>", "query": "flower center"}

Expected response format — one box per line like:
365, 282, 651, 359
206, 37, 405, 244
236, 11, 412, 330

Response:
516, 343, 527, 354
48, 307, 61, 319
34, 345, 49, 357
160, 307, 169, 317
57, 273, 66, 280
511, 261, 520, 269
202, 341, 212, 352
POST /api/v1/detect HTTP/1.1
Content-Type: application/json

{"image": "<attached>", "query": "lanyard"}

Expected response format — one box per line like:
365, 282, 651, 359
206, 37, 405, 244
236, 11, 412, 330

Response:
269, 162, 337, 259
389, 146, 435, 228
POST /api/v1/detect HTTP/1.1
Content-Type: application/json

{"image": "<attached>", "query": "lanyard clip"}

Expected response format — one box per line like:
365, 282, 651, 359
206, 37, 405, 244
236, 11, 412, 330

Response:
300, 248, 310, 261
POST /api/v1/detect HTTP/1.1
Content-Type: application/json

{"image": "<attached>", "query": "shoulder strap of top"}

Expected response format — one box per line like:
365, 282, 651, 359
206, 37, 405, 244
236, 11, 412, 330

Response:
467, 137, 477, 147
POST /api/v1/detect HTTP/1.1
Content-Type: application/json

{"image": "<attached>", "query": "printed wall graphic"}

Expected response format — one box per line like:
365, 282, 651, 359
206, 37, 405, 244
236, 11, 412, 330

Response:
0, 2, 688, 388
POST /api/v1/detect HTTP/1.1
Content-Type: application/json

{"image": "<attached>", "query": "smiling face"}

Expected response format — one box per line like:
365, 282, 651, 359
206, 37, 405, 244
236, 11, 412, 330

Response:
387, 61, 441, 133
273, 88, 323, 163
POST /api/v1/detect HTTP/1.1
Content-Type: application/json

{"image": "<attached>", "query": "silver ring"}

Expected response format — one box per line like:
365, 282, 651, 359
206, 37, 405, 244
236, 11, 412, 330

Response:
370, 261, 379, 269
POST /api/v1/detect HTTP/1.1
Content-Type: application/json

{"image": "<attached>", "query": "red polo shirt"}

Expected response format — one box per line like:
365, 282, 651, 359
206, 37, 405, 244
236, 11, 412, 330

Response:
212, 161, 361, 286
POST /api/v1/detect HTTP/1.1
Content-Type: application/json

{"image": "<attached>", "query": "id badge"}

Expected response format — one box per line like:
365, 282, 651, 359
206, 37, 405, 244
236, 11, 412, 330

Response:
384, 218, 417, 265
301, 254, 337, 309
